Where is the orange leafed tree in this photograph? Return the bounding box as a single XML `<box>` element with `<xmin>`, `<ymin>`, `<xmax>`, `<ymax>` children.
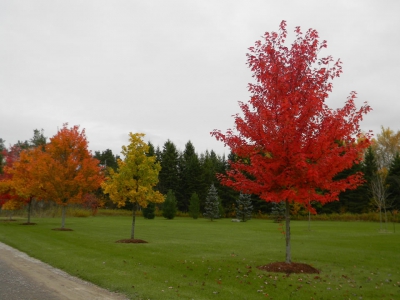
<box><xmin>0</xmin><ymin>145</ymin><xmax>26</xmax><ymax>218</ymax></box>
<box><xmin>36</xmin><ymin>124</ymin><xmax>104</xmax><ymax>229</ymax></box>
<box><xmin>212</xmin><ymin>21</ymin><xmax>371</xmax><ymax>263</ymax></box>
<box><xmin>5</xmin><ymin>147</ymin><xmax>45</xmax><ymax>224</ymax></box>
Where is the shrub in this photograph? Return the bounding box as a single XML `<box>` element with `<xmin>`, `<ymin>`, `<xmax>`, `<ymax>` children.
<box><xmin>162</xmin><ymin>190</ymin><xmax>177</xmax><ymax>220</ymax></box>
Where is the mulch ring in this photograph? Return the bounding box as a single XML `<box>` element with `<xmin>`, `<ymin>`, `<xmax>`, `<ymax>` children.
<box><xmin>257</xmin><ymin>262</ymin><xmax>320</xmax><ymax>275</ymax></box>
<box><xmin>115</xmin><ymin>239</ymin><xmax>148</xmax><ymax>244</ymax></box>
<box><xmin>21</xmin><ymin>222</ymin><xmax>37</xmax><ymax>225</ymax></box>
<box><xmin>52</xmin><ymin>228</ymin><xmax>73</xmax><ymax>231</ymax></box>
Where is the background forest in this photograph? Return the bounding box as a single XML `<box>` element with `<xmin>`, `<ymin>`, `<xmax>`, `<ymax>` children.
<box><xmin>1</xmin><ymin>126</ymin><xmax>400</xmax><ymax>220</ymax></box>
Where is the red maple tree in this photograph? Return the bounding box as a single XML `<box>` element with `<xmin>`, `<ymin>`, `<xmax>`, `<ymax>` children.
<box><xmin>212</xmin><ymin>21</ymin><xmax>371</xmax><ymax>263</ymax></box>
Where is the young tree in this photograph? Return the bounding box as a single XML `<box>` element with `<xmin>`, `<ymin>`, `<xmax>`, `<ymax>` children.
<box><xmin>5</xmin><ymin>147</ymin><xmax>44</xmax><ymax>224</ymax></box>
<box><xmin>371</xmin><ymin>170</ymin><xmax>390</xmax><ymax>231</ymax></box>
<box><xmin>143</xmin><ymin>202</ymin><xmax>156</xmax><ymax>219</ymax></box>
<box><xmin>35</xmin><ymin>124</ymin><xmax>104</xmax><ymax>229</ymax></box>
<box><xmin>373</xmin><ymin>127</ymin><xmax>400</xmax><ymax>170</ymax></box>
<box><xmin>236</xmin><ymin>193</ymin><xmax>253</xmax><ymax>222</ymax></box>
<box><xmin>163</xmin><ymin>189</ymin><xmax>177</xmax><ymax>219</ymax></box>
<box><xmin>102</xmin><ymin>133</ymin><xmax>164</xmax><ymax>240</ymax></box>
<box><xmin>0</xmin><ymin>145</ymin><xmax>25</xmax><ymax>217</ymax></box>
<box><xmin>189</xmin><ymin>192</ymin><xmax>200</xmax><ymax>219</ymax></box>
<box><xmin>212</xmin><ymin>21</ymin><xmax>371</xmax><ymax>263</ymax></box>
<box><xmin>203</xmin><ymin>184</ymin><xmax>220</xmax><ymax>221</ymax></box>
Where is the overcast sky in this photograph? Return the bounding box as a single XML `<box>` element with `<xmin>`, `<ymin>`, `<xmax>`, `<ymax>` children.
<box><xmin>1</xmin><ymin>0</ymin><xmax>399</xmax><ymax>156</ymax></box>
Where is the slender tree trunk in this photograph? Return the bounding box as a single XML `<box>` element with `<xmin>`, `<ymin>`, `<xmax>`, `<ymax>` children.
<box><xmin>308</xmin><ymin>200</ymin><xmax>311</xmax><ymax>231</ymax></box>
<box><xmin>61</xmin><ymin>205</ymin><xmax>66</xmax><ymax>228</ymax></box>
<box><xmin>27</xmin><ymin>197</ymin><xmax>33</xmax><ymax>224</ymax></box>
<box><xmin>131</xmin><ymin>202</ymin><xmax>137</xmax><ymax>240</ymax></box>
<box><xmin>383</xmin><ymin>203</ymin><xmax>388</xmax><ymax>231</ymax></box>
<box><xmin>285</xmin><ymin>199</ymin><xmax>291</xmax><ymax>263</ymax></box>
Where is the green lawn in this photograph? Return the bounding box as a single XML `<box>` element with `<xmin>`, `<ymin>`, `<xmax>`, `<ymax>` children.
<box><xmin>0</xmin><ymin>216</ymin><xmax>399</xmax><ymax>299</ymax></box>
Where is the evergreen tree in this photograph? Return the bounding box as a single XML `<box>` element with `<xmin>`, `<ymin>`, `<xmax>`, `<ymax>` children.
<box><xmin>30</xmin><ymin>129</ymin><xmax>47</xmax><ymax>150</ymax></box>
<box><xmin>163</xmin><ymin>189</ymin><xmax>177</xmax><ymax>219</ymax></box>
<box><xmin>147</xmin><ymin>141</ymin><xmax>156</xmax><ymax>157</ymax></box>
<box><xmin>271</xmin><ymin>201</ymin><xmax>285</xmax><ymax>222</ymax></box>
<box><xmin>143</xmin><ymin>202</ymin><xmax>156</xmax><ymax>219</ymax></box>
<box><xmin>387</xmin><ymin>152</ymin><xmax>400</xmax><ymax>210</ymax></box>
<box><xmin>158</xmin><ymin>140</ymin><xmax>180</xmax><ymax>195</ymax></box>
<box><xmin>189</xmin><ymin>192</ymin><xmax>200</xmax><ymax>219</ymax></box>
<box><xmin>178</xmin><ymin>141</ymin><xmax>202</xmax><ymax>212</ymax></box>
<box><xmin>203</xmin><ymin>184</ymin><xmax>220</xmax><ymax>221</ymax></box>
<box><xmin>335</xmin><ymin>161</ymin><xmax>369</xmax><ymax>213</ymax></box>
<box><xmin>236</xmin><ymin>193</ymin><xmax>253</xmax><ymax>222</ymax></box>
<box><xmin>94</xmin><ymin>149</ymin><xmax>119</xmax><ymax>172</ymax></box>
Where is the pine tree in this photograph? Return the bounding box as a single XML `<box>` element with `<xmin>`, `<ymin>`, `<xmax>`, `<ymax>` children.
<box><xmin>203</xmin><ymin>184</ymin><xmax>220</xmax><ymax>221</ymax></box>
<box><xmin>236</xmin><ymin>193</ymin><xmax>253</xmax><ymax>222</ymax></box>
<box><xmin>143</xmin><ymin>202</ymin><xmax>156</xmax><ymax>219</ymax></box>
<box><xmin>189</xmin><ymin>192</ymin><xmax>200</xmax><ymax>219</ymax></box>
<box><xmin>163</xmin><ymin>190</ymin><xmax>177</xmax><ymax>220</ymax></box>
<box><xmin>158</xmin><ymin>140</ymin><xmax>180</xmax><ymax>195</ymax></box>
<box><xmin>178</xmin><ymin>141</ymin><xmax>202</xmax><ymax>212</ymax></box>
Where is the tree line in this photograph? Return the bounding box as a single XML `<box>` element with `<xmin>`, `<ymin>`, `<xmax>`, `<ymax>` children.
<box><xmin>1</xmin><ymin>126</ymin><xmax>400</xmax><ymax>221</ymax></box>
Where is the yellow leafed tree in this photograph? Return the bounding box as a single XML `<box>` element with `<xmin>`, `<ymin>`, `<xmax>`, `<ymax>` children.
<box><xmin>102</xmin><ymin>133</ymin><xmax>164</xmax><ymax>240</ymax></box>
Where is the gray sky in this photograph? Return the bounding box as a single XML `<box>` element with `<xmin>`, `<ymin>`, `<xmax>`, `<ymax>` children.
<box><xmin>1</xmin><ymin>0</ymin><xmax>399</xmax><ymax>156</ymax></box>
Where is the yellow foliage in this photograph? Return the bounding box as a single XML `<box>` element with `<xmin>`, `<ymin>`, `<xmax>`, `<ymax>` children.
<box><xmin>102</xmin><ymin>133</ymin><xmax>164</xmax><ymax>209</ymax></box>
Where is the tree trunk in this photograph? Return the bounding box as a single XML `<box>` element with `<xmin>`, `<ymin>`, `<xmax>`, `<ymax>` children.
<box><xmin>27</xmin><ymin>198</ymin><xmax>32</xmax><ymax>224</ymax></box>
<box><xmin>285</xmin><ymin>199</ymin><xmax>291</xmax><ymax>263</ymax></box>
<box><xmin>61</xmin><ymin>205</ymin><xmax>66</xmax><ymax>228</ymax></box>
<box><xmin>308</xmin><ymin>200</ymin><xmax>311</xmax><ymax>231</ymax></box>
<box><xmin>131</xmin><ymin>202</ymin><xmax>137</xmax><ymax>240</ymax></box>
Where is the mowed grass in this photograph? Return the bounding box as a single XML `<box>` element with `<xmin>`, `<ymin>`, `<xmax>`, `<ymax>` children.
<box><xmin>0</xmin><ymin>216</ymin><xmax>399</xmax><ymax>300</ymax></box>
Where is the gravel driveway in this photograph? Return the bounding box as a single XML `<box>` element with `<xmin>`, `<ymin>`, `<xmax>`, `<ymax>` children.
<box><xmin>0</xmin><ymin>242</ymin><xmax>129</xmax><ymax>300</ymax></box>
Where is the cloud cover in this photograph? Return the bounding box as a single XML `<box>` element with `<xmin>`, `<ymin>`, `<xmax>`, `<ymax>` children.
<box><xmin>1</xmin><ymin>0</ymin><xmax>399</xmax><ymax>156</ymax></box>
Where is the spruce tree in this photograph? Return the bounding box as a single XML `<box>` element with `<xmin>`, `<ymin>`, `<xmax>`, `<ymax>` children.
<box><xmin>178</xmin><ymin>141</ymin><xmax>202</xmax><ymax>212</ymax></box>
<box><xmin>163</xmin><ymin>190</ymin><xmax>177</xmax><ymax>219</ymax></box>
<box><xmin>143</xmin><ymin>202</ymin><xmax>156</xmax><ymax>219</ymax></box>
<box><xmin>189</xmin><ymin>192</ymin><xmax>200</xmax><ymax>219</ymax></box>
<box><xmin>203</xmin><ymin>184</ymin><xmax>220</xmax><ymax>221</ymax></box>
<box><xmin>271</xmin><ymin>201</ymin><xmax>285</xmax><ymax>223</ymax></box>
<box><xmin>158</xmin><ymin>140</ymin><xmax>180</xmax><ymax>195</ymax></box>
<box><xmin>236</xmin><ymin>193</ymin><xmax>253</xmax><ymax>222</ymax></box>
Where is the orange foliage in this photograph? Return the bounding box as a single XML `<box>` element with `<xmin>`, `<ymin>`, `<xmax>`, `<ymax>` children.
<box><xmin>33</xmin><ymin>124</ymin><xmax>104</xmax><ymax>206</ymax></box>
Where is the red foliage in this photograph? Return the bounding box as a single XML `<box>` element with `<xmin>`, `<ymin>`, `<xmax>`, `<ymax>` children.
<box><xmin>0</xmin><ymin>145</ymin><xmax>26</xmax><ymax>209</ymax></box>
<box><xmin>212</xmin><ymin>21</ymin><xmax>371</xmax><ymax>209</ymax></box>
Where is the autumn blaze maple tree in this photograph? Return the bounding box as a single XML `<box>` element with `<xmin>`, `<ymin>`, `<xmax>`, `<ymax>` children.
<box><xmin>102</xmin><ymin>133</ymin><xmax>164</xmax><ymax>241</ymax></box>
<box><xmin>212</xmin><ymin>21</ymin><xmax>371</xmax><ymax>263</ymax></box>
<box><xmin>4</xmin><ymin>147</ymin><xmax>44</xmax><ymax>223</ymax></box>
<box><xmin>35</xmin><ymin>124</ymin><xmax>103</xmax><ymax>229</ymax></box>
<box><xmin>0</xmin><ymin>145</ymin><xmax>27</xmax><ymax>216</ymax></box>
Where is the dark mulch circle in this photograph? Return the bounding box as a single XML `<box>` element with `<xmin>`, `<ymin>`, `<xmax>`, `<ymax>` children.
<box><xmin>52</xmin><ymin>228</ymin><xmax>73</xmax><ymax>231</ymax></box>
<box><xmin>21</xmin><ymin>222</ymin><xmax>37</xmax><ymax>225</ymax></box>
<box><xmin>257</xmin><ymin>262</ymin><xmax>320</xmax><ymax>274</ymax></box>
<box><xmin>115</xmin><ymin>239</ymin><xmax>148</xmax><ymax>244</ymax></box>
